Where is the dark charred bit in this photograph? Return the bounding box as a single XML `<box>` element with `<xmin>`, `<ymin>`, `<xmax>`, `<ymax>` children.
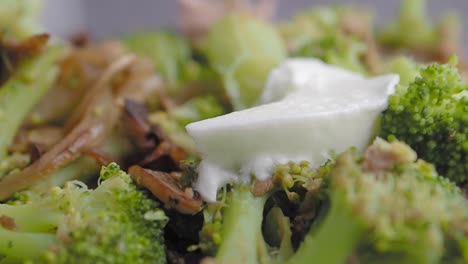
<box><xmin>123</xmin><ymin>99</ymin><xmax>152</xmax><ymax>149</ymax></box>
<box><xmin>29</xmin><ymin>144</ymin><xmax>42</xmax><ymax>164</ymax></box>
<box><xmin>0</xmin><ymin>215</ymin><xmax>16</xmax><ymax>231</ymax></box>
<box><xmin>123</xmin><ymin>99</ymin><xmax>187</xmax><ymax>172</ymax></box>
<box><xmin>0</xmin><ymin>34</ymin><xmax>49</xmax><ymax>86</ymax></box>
<box><xmin>139</xmin><ymin>141</ymin><xmax>186</xmax><ymax>172</ymax></box>
<box><xmin>128</xmin><ymin>165</ymin><xmax>203</xmax><ymax>215</ymax></box>
<box><xmin>69</xmin><ymin>31</ymin><xmax>91</xmax><ymax>47</ymax></box>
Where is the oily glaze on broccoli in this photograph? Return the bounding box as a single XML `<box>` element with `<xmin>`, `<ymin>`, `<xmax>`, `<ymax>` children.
<box><xmin>380</xmin><ymin>58</ymin><xmax>468</xmax><ymax>185</ymax></box>
<box><xmin>289</xmin><ymin>139</ymin><xmax>468</xmax><ymax>264</ymax></box>
<box><xmin>0</xmin><ymin>163</ymin><xmax>168</xmax><ymax>264</ymax></box>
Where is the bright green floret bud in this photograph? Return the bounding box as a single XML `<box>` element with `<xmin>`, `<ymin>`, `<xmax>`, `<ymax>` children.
<box><xmin>289</xmin><ymin>138</ymin><xmax>467</xmax><ymax>264</ymax></box>
<box><xmin>380</xmin><ymin>58</ymin><xmax>468</xmax><ymax>185</ymax></box>
<box><xmin>0</xmin><ymin>163</ymin><xmax>168</xmax><ymax>264</ymax></box>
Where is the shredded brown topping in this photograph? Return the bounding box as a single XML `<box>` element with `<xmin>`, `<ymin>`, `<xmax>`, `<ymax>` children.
<box><xmin>0</xmin><ymin>34</ymin><xmax>49</xmax><ymax>86</ymax></box>
<box><xmin>129</xmin><ymin>165</ymin><xmax>203</xmax><ymax>215</ymax></box>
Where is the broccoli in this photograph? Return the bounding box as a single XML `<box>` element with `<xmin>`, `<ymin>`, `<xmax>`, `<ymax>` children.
<box><xmin>196</xmin><ymin>161</ymin><xmax>329</xmax><ymax>263</ymax></box>
<box><xmin>123</xmin><ymin>31</ymin><xmax>194</xmax><ymax>87</ymax></box>
<box><xmin>170</xmin><ymin>95</ymin><xmax>225</xmax><ymax>127</ymax></box>
<box><xmin>0</xmin><ymin>163</ymin><xmax>168</xmax><ymax>264</ymax></box>
<box><xmin>379</xmin><ymin>0</ymin><xmax>437</xmax><ymax>50</ymax></box>
<box><xmin>0</xmin><ymin>45</ymin><xmax>64</xmax><ymax>158</ymax></box>
<box><xmin>205</xmin><ymin>14</ymin><xmax>287</xmax><ymax>109</ymax></box>
<box><xmin>380</xmin><ymin>58</ymin><xmax>468</xmax><ymax>185</ymax></box>
<box><xmin>0</xmin><ymin>0</ymin><xmax>43</xmax><ymax>40</ymax></box>
<box><xmin>280</xmin><ymin>6</ymin><xmax>370</xmax><ymax>74</ymax></box>
<box><xmin>288</xmin><ymin>138</ymin><xmax>468</xmax><ymax>264</ymax></box>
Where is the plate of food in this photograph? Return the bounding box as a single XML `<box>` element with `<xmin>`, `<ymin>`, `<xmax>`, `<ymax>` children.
<box><xmin>0</xmin><ymin>0</ymin><xmax>466</xmax><ymax>263</ymax></box>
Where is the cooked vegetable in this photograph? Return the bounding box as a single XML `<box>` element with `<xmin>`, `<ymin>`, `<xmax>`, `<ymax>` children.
<box><xmin>0</xmin><ymin>0</ymin><xmax>43</xmax><ymax>39</ymax></box>
<box><xmin>0</xmin><ymin>55</ymin><xmax>135</xmax><ymax>200</ymax></box>
<box><xmin>170</xmin><ymin>95</ymin><xmax>225</xmax><ymax>126</ymax></box>
<box><xmin>123</xmin><ymin>32</ymin><xmax>193</xmax><ymax>86</ymax></box>
<box><xmin>197</xmin><ymin>160</ymin><xmax>329</xmax><ymax>263</ymax></box>
<box><xmin>280</xmin><ymin>6</ymin><xmax>372</xmax><ymax>74</ymax></box>
<box><xmin>205</xmin><ymin>13</ymin><xmax>287</xmax><ymax>109</ymax></box>
<box><xmin>289</xmin><ymin>139</ymin><xmax>468</xmax><ymax>264</ymax></box>
<box><xmin>0</xmin><ymin>163</ymin><xmax>168</xmax><ymax>263</ymax></box>
<box><xmin>380</xmin><ymin>0</ymin><xmax>436</xmax><ymax>50</ymax></box>
<box><xmin>380</xmin><ymin>58</ymin><xmax>468</xmax><ymax>185</ymax></box>
<box><xmin>0</xmin><ymin>45</ymin><xmax>64</xmax><ymax>159</ymax></box>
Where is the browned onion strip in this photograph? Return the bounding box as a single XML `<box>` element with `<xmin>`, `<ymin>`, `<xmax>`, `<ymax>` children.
<box><xmin>65</xmin><ymin>54</ymin><xmax>136</xmax><ymax>131</ymax></box>
<box><xmin>0</xmin><ymin>55</ymin><xmax>136</xmax><ymax>200</ymax></box>
<box><xmin>129</xmin><ymin>165</ymin><xmax>203</xmax><ymax>215</ymax></box>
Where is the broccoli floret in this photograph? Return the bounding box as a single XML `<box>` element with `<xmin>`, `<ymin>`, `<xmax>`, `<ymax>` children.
<box><xmin>170</xmin><ymin>95</ymin><xmax>225</xmax><ymax>127</ymax></box>
<box><xmin>379</xmin><ymin>0</ymin><xmax>437</xmax><ymax>49</ymax></box>
<box><xmin>280</xmin><ymin>6</ymin><xmax>370</xmax><ymax>74</ymax></box>
<box><xmin>196</xmin><ymin>160</ymin><xmax>330</xmax><ymax>263</ymax></box>
<box><xmin>288</xmin><ymin>139</ymin><xmax>468</xmax><ymax>264</ymax></box>
<box><xmin>205</xmin><ymin>14</ymin><xmax>287</xmax><ymax>109</ymax></box>
<box><xmin>123</xmin><ymin>32</ymin><xmax>192</xmax><ymax>86</ymax></box>
<box><xmin>0</xmin><ymin>163</ymin><xmax>168</xmax><ymax>264</ymax></box>
<box><xmin>380</xmin><ymin>58</ymin><xmax>468</xmax><ymax>185</ymax></box>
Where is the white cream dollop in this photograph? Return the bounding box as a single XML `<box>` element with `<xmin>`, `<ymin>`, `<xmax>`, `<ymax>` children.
<box><xmin>187</xmin><ymin>58</ymin><xmax>399</xmax><ymax>202</ymax></box>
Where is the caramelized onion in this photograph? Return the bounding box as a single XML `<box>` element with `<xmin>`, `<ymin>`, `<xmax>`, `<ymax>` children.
<box><xmin>0</xmin><ymin>34</ymin><xmax>49</xmax><ymax>86</ymax></box>
<box><xmin>0</xmin><ymin>55</ymin><xmax>136</xmax><ymax>200</ymax></box>
<box><xmin>129</xmin><ymin>165</ymin><xmax>203</xmax><ymax>215</ymax></box>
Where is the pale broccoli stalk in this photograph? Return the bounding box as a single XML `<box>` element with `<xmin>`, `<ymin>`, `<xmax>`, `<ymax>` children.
<box><xmin>380</xmin><ymin>58</ymin><xmax>468</xmax><ymax>185</ymax></box>
<box><xmin>198</xmin><ymin>161</ymin><xmax>329</xmax><ymax>263</ymax></box>
<box><xmin>0</xmin><ymin>46</ymin><xmax>64</xmax><ymax>158</ymax></box>
<box><xmin>288</xmin><ymin>139</ymin><xmax>468</xmax><ymax>264</ymax></box>
<box><xmin>205</xmin><ymin>14</ymin><xmax>287</xmax><ymax>109</ymax></box>
<box><xmin>214</xmin><ymin>186</ymin><xmax>268</xmax><ymax>263</ymax></box>
<box><xmin>0</xmin><ymin>163</ymin><xmax>168</xmax><ymax>263</ymax></box>
<box><xmin>170</xmin><ymin>95</ymin><xmax>225</xmax><ymax>126</ymax></box>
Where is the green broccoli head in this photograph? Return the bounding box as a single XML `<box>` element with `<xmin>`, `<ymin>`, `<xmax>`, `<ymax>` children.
<box><xmin>280</xmin><ymin>6</ymin><xmax>370</xmax><ymax>74</ymax></box>
<box><xmin>289</xmin><ymin>138</ymin><xmax>468</xmax><ymax>264</ymax></box>
<box><xmin>196</xmin><ymin>159</ymin><xmax>331</xmax><ymax>264</ymax></box>
<box><xmin>171</xmin><ymin>95</ymin><xmax>225</xmax><ymax>127</ymax></box>
<box><xmin>380</xmin><ymin>58</ymin><xmax>468</xmax><ymax>185</ymax></box>
<box><xmin>0</xmin><ymin>163</ymin><xmax>168</xmax><ymax>264</ymax></box>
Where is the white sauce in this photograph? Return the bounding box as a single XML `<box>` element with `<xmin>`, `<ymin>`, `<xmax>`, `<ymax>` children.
<box><xmin>187</xmin><ymin>58</ymin><xmax>399</xmax><ymax>202</ymax></box>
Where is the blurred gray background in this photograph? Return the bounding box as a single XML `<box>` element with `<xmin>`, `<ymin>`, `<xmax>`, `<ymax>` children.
<box><xmin>42</xmin><ymin>0</ymin><xmax>467</xmax><ymax>47</ymax></box>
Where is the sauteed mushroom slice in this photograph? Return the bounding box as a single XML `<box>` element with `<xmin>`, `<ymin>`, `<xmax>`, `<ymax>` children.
<box><xmin>129</xmin><ymin>165</ymin><xmax>203</xmax><ymax>215</ymax></box>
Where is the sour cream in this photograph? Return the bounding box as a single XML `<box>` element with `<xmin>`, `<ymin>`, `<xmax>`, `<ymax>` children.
<box><xmin>187</xmin><ymin>58</ymin><xmax>399</xmax><ymax>202</ymax></box>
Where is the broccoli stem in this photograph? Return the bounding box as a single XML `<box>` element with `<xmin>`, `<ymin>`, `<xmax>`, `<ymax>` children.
<box><xmin>215</xmin><ymin>186</ymin><xmax>268</xmax><ymax>263</ymax></box>
<box><xmin>0</xmin><ymin>46</ymin><xmax>64</xmax><ymax>158</ymax></box>
<box><xmin>0</xmin><ymin>203</ymin><xmax>63</xmax><ymax>232</ymax></box>
<box><xmin>287</xmin><ymin>193</ymin><xmax>365</xmax><ymax>264</ymax></box>
<box><xmin>0</xmin><ymin>228</ymin><xmax>55</xmax><ymax>260</ymax></box>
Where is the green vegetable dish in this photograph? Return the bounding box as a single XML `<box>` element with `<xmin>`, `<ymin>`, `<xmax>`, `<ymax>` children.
<box><xmin>0</xmin><ymin>0</ymin><xmax>467</xmax><ymax>263</ymax></box>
